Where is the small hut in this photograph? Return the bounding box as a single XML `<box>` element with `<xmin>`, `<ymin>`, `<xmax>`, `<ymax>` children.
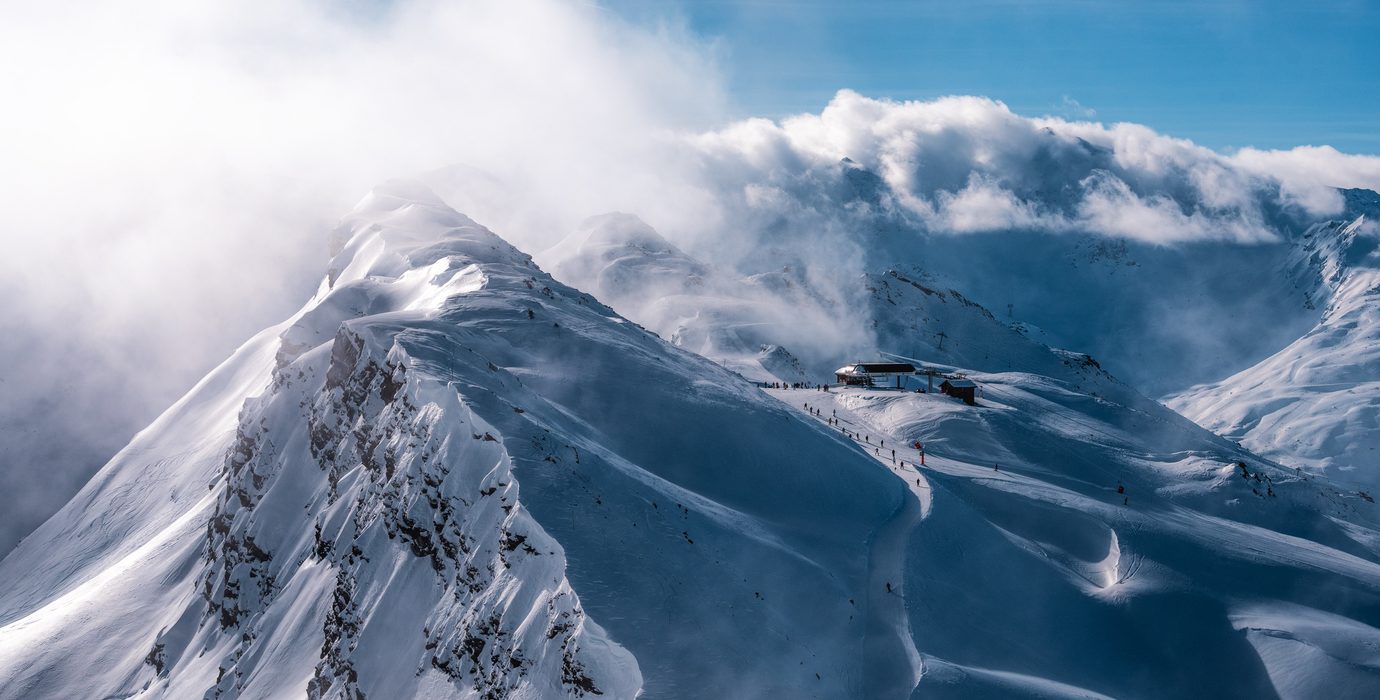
<box><xmin>939</xmin><ymin>378</ymin><xmax>977</xmax><ymax>405</ymax></box>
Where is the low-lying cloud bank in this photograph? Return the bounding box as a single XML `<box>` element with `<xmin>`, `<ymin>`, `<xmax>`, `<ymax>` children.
<box><xmin>677</xmin><ymin>90</ymin><xmax>1380</xmax><ymax>253</ymax></box>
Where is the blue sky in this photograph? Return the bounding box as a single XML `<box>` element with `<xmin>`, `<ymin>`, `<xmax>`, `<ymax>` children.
<box><xmin>608</xmin><ymin>0</ymin><xmax>1380</xmax><ymax>154</ymax></box>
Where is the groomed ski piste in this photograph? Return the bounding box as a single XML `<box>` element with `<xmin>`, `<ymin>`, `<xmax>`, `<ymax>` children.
<box><xmin>1</xmin><ymin>181</ymin><xmax>1379</xmax><ymax>699</ymax></box>
<box><xmin>767</xmin><ymin>370</ymin><xmax>1380</xmax><ymax>699</ymax></box>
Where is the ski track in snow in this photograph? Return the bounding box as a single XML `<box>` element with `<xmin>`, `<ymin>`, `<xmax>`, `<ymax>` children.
<box><xmin>767</xmin><ymin>381</ymin><xmax>1380</xmax><ymax>699</ymax></box>
<box><xmin>768</xmin><ymin>387</ymin><xmax>930</xmax><ymax>697</ymax></box>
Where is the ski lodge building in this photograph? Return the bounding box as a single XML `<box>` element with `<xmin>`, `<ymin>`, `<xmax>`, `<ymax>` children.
<box><xmin>834</xmin><ymin>362</ymin><xmax>916</xmax><ymax>388</ymax></box>
<box><xmin>940</xmin><ymin>378</ymin><xmax>978</xmax><ymax>405</ymax></box>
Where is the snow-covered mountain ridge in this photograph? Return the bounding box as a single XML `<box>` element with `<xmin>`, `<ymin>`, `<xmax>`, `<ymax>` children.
<box><xmin>1170</xmin><ymin>189</ymin><xmax>1380</xmax><ymax>489</ymax></box>
<box><xmin>543</xmin><ymin>212</ymin><xmax>1122</xmax><ymax>392</ymax></box>
<box><xmin>0</xmin><ymin>182</ymin><xmax>912</xmax><ymax>698</ymax></box>
<box><xmin>4</xmin><ymin>181</ymin><xmax>1380</xmax><ymax>699</ymax></box>
<box><xmin>544</xmin><ymin>202</ymin><xmax>1380</xmax><ymax>693</ymax></box>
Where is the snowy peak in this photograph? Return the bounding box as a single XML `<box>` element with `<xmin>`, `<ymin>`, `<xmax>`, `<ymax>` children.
<box><xmin>867</xmin><ymin>268</ymin><xmax>1047</xmax><ymax>371</ymax></box>
<box><xmin>543</xmin><ymin>213</ymin><xmax>854</xmax><ymax>381</ymax></box>
<box><xmin>560</xmin><ymin>211</ymin><xmax>683</xmax><ymax>255</ymax></box>
<box><xmin>544</xmin><ymin>211</ymin><xmax>1135</xmax><ymax>395</ymax></box>
<box><xmin>1170</xmin><ymin>188</ymin><xmax>1380</xmax><ymax>487</ymax></box>
<box><xmin>0</xmin><ymin>184</ymin><xmax>914</xmax><ymax>699</ymax></box>
<box><xmin>327</xmin><ymin>179</ymin><xmax>537</xmax><ymax>288</ymax></box>
<box><xmin>1343</xmin><ymin>187</ymin><xmax>1380</xmax><ymax>219</ymax></box>
<box><xmin>837</xmin><ymin>157</ymin><xmax>888</xmax><ymax>206</ymax></box>
<box><xmin>281</xmin><ymin>181</ymin><xmax>608</xmax><ymax>371</ymax></box>
<box><xmin>543</xmin><ymin>212</ymin><xmax>709</xmax><ymax>305</ymax></box>
<box><xmin>1292</xmin><ymin>196</ymin><xmax>1379</xmax><ymax>309</ymax></box>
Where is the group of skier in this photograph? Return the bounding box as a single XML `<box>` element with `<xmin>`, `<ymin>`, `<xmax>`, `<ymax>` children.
<box><xmin>763</xmin><ymin>381</ymin><xmax>822</xmax><ymax>390</ymax></box>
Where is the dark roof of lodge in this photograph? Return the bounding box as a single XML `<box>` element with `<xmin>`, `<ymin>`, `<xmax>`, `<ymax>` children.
<box><xmin>852</xmin><ymin>362</ymin><xmax>916</xmax><ymax>374</ymax></box>
<box><xmin>942</xmin><ymin>378</ymin><xmax>977</xmax><ymax>388</ymax></box>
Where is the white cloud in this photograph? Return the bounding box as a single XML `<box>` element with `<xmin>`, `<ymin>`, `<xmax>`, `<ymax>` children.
<box><xmin>0</xmin><ymin>0</ymin><xmax>728</xmax><ymax>553</ymax></box>
<box><xmin>0</xmin><ymin>0</ymin><xmax>728</xmax><ymax>374</ymax></box>
<box><xmin>1230</xmin><ymin>145</ymin><xmax>1380</xmax><ymax>217</ymax></box>
<box><xmin>1074</xmin><ymin>170</ymin><xmax>1275</xmax><ymax>244</ymax></box>
<box><xmin>934</xmin><ymin>174</ymin><xmax>1051</xmax><ymax>233</ymax></box>
<box><xmin>1059</xmin><ymin>95</ymin><xmax>1097</xmax><ymax>118</ymax></box>
<box><xmin>675</xmin><ymin>90</ymin><xmax>1380</xmax><ymax>247</ymax></box>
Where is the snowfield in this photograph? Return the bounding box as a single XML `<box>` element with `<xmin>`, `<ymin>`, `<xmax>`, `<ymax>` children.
<box><xmin>1171</xmin><ymin>190</ymin><xmax>1380</xmax><ymax>490</ymax></box>
<box><xmin>2</xmin><ymin>181</ymin><xmax>1380</xmax><ymax>698</ymax></box>
<box><xmin>771</xmin><ymin>372</ymin><xmax>1380</xmax><ymax>698</ymax></box>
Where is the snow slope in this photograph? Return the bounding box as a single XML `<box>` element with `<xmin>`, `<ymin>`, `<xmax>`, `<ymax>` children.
<box><xmin>542</xmin><ymin>202</ymin><xmax>1380</xmax><ymax>697</ymax></box>
<box><xmin>544</xmin><ymin>214</ymin><xmax>1116</xmax><ymax>389</ymax></box>
<box><xmin>1170</xmin><ymin>189</ymin><xmax>1380</xmax><ymax>489</ymax></box>
<box><xmin>543</xmin><ymin>212</ymin><xmax>860</xmax><ymax>382</ymax></box>
<box><xmin>5</xmin><ymin>180</ymin><xmax>1380</xmax><ymax>699</ymax></box>
<box><xmin>772</xmin><ymin>371</ymin><xmax>1380</xmax><ymax>699</ymax></box>
<box><xmin>0</xmin><ymin>182</ymin><xmax>911</xmax><ymax>699</ymax></box>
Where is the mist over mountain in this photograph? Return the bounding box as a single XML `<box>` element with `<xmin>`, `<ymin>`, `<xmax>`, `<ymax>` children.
<box><xmin>1170</xmin><ymin>189</ymin><xmax>1380</xmax><ymax>489</ymax></box>
<box><xmin>647</xmin><ymin>91</ymin><xmax>1379</xmax><ymax>396</ymax></box>
<box><xmin>5</xmin><ymin>0</ymin><xmax>1380</xmax><ymax>558</ymax></box>
<box><xmin>5</xmin><ymin>2</ymin><xmax>1380</xmax><ymax>697</ymax></box>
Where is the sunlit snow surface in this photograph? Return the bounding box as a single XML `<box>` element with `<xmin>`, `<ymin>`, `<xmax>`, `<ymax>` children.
<box><xmin>2</xmin><ymin>182</ymin><xmax>1379</xmax><ymax>699</ymax></box>
<box><xmin>1171</xmin><ymin>190</ymin><xmax>1380</xmax><ymax>491</ymax></box>
<box><xmin>773</xmin><ymin>375</ymin><xmax>1380</xmax><ymax>698</ymax></box>
<box><xmin>0</xmin><ymin>182</ymin><xmax>906</xmax><ymax>698</ymax></box>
